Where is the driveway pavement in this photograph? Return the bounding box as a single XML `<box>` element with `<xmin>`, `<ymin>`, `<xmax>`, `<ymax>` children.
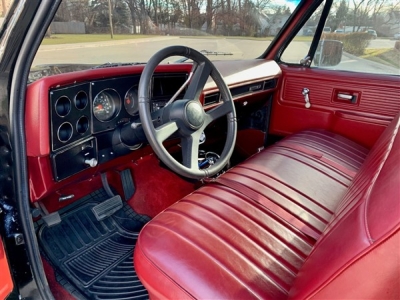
<box><xmin>33</xmin><ymin>37</ymin><xmax>399</xmax><ymax>75</ymax></box>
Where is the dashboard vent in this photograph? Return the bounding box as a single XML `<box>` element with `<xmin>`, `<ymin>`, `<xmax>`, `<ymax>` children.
<box><xmin>263</xmin><ymin>79</ymin><xmax>277</xmax><ymax>90</ymax></box>
<box><xmin>203</xmin><ymin>79</ymin><xmax>276</xmax><ymax>106</ymax></box>
<box><xmin>204</xmin><ymin>93</ymin><xmax>220</xmax><ymax>106</ymax></box>
<box><xmin>230</xmin><ymin>79</ymin><xmax>277</xmax><ymax>98</ymax></box>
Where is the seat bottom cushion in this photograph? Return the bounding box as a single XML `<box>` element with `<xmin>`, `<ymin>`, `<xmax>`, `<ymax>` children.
<box><xmin>134</xmin><ymin>129</ymin><xmax>370</xmax><ymax>299</ymax></box>
<box><xmin>135</xmin><ymin>184</ymin><xmax>315</xmax><ymax>300</ymax></box>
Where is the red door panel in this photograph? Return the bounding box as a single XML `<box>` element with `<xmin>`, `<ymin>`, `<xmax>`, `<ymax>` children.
<box><xmin>0</xmin><ymin>237</ymin><xmax>13</xmax><ymax>299</ymax></box>
<box><xmin>270</xmin><ymin>66</ymin><xmax>400</xmax><ymax>148</ymax></box>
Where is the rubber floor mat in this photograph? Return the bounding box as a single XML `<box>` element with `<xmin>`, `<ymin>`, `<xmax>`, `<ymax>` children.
<box><xmin>38</xmin><ymin>189</ymin><xmax>150</xmax><ymax>299</ymax></box>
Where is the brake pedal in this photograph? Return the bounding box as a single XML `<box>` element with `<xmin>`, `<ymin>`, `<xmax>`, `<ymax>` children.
<box><xmin>92</xmin><ymin>195</ymin><xmax>123</xmax><ymax>221</ymax></box>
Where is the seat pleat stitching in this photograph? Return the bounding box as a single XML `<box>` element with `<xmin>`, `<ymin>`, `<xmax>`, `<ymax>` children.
<box><xmin>335</xmin><ymin>156</ymin><xmax>381</xmax><ymax>215</ymax></box>
<box><xmin>196</xmin><ymin>186</ymin><xmax>315</xmax><ymax>252</ymax></box>
<box><xmin>278</xmin><ymin>138</ymin><xmax>364</xmax><ymax>169</ymax></box>
<box><xmin>295</xmin><ymin>131</ymin><xmax>368</xmax><ymax>157</ymax></box>
<box><xmin>335</xmin><ymin>183</ymin><xmax>365</xmax><ymax>219</ymax></box>
<box><xmin>296</xmin><ymin>130</ymin><xmax>369</xmax><ymax>158</ymax></box>
<box><xmin>147</xmin><ymin>222</ymin><xmax>267</xmax><ymax>299</ymax></box>
<box><xmin>152</xmin><ymin>212</ymin><xmax>290</xmax><ymax>297</ymax></box>
<box><xmin>263</xmin><ymin>149</ymin><xmax>352</xmax><ymax>185</ymax></box>
<box><xmin>227</xmin><ymin>169</ymin><xmax>331</xmax><ymax>224</ymax></box>
<box><xmin>163</xmin><ymin>208</ymin><xmax>293</xmax><ymax>293</ymax></box>
<box><xmin>329</xmin><ymin>137</ymin><xmax>393</xmax><ymax>226</ymax></box>
<box><xmin>235</xmin><ymin>165</ymin><xmax>335</xmax><ymax>215</ymax></box>
<box><xmin>196</xmin><ymin>186</ymin><xmax>315</xmax><ymax>253</ymax></box>
<box><xmin>336</xmin><ymin>134</ymin><xmax>396</xmax><ymax>221</ymax></box>
<box><xmin>285</xmin><ymin>134</ymin><xmax>365</xmax><ymax>162</ymax></box>
<box><xmin>364</xmin><ymin>126</ymin><xmax>399</xmax><ymax>244</ymax></box>
<box><xmin>211</xmin><ymin>178</ymin><xmax>324</xmax><ymax>238</ymax></box>
<box><xmin>179</xmin><ymin>198</ymin><xmax>304</xmax><ymax>274</ymax></box>
<box><xmin>305</xmin><ymin>196</ymin><xmax>369</xmax><ymax>261</ymax></box>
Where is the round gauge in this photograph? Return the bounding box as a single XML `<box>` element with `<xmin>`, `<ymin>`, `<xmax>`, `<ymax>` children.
<box><xmin>124</xmin><ymin>86</ymin><xmax>139</xmax><ymax>116</ymax></box>
<box><xmin>93</xmin><ymin>89</ymin><xmax>120</xmax><ymax>122</ymax></box>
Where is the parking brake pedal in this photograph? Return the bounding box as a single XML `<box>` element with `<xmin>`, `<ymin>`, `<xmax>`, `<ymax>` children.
<box><xmin>92</xmin><ymin>195</ymin><xmax>123</xmax><ymax>221</ymax></box>
<box><xmin>42</xmin><ymin>212</ymin><xmax>62</xmax><ymax>227</ymax></box>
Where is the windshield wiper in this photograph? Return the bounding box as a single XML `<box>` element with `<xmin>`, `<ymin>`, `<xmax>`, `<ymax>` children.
<box><xmin>199</xmin><ymin>49</ymin><xmax>233</xmax><ymax>56</ymax></box>
<box><xmin>92</xmin><ymin>62</ymin><xmax>146</xmax><ymax>69</ymax></box>
<box><xmin>175</xmin><ymin>49</ymin><xmax>233</xmax><ymax>63</ymax></box>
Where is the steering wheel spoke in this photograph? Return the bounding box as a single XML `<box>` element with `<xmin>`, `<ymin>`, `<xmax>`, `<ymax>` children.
<box><xmin>204</xmin><ymin>101</ymin><xmax>235</xmax><ymax>127</ymax></box>
<box><xmin>180</xmin><ymin>132</ymin><xmax>201</xmax><ymax>170</ymax></box>
<box><xmin>183</xmin><ymin>61</ymin><xmax>212</xmax><ymax>101</ymax></box>
<box><xmin>155</xmin><ymin>120</ymin><xmax>179</xmax><ymax>143</ymax></box>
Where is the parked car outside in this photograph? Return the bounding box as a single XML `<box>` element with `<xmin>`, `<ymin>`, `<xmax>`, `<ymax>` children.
<box><xmin>365</xmin><ymin>29</ymin><xmax>377</xmax><ymax>39</ymax></box>
<box><xmin>334</xmin><ymin>28</ymin><xmax>345</xmax><ymax>33</ymax></box>
<box><xmin>323</xmin><ymin>26</ymin><xmax>331</xmax><ymax>33</ymax></box>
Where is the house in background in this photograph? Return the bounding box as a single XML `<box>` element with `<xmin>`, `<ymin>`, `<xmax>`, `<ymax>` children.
<box><xmin>0</xmin><ymin>0</ymin><xmax>12</xmax><ymax>17</ymax></box>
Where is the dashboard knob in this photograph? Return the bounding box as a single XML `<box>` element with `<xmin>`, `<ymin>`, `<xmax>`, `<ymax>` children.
<box><xmin>84</xmin><ymin>158</ymin><xmax>98</xmax><ymax>168</ymax></box>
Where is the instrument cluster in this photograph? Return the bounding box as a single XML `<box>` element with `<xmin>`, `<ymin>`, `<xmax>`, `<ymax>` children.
<box><xmin>50</xmin><ymin>73</ymin><xmax>187</xmax><ymax>152</ymax></box>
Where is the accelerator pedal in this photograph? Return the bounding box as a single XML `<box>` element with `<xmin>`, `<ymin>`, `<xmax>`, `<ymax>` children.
<box><xmin>92</xmin><ymin>195</ymin><xmax>123</xmax><ymax>221</ymax></box>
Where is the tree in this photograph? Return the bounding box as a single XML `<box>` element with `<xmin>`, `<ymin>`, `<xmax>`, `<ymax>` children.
<box><xmin>332</xmin><ymin>0</ymin><xmax>348</xmax><ymax>31</ymax></box>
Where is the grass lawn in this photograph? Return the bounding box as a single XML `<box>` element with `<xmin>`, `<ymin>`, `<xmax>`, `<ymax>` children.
<box><xmin>41</xmin><ymin>34</ymin><xmax>157</xmax><ymax>45</ymax></box>
<box><xmin>178</xmin><ymin>35</ymin><xmax>312</xmax><ymax>42</ymax></box>
<box><xmin>361</xmin><ymin>48</ymin><xmax>400</xmax><ymax>69</ymax></box>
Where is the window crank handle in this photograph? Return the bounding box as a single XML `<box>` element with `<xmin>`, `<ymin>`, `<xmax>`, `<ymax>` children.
<box><xmin>302</xmin><ymin>88</ymin><xmax>311</xmax><ymax>109</ymax></box>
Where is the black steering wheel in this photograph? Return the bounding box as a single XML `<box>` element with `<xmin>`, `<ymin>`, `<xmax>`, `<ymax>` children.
<box><xmin>138</xmin><ymin>46</ymin><xmax>237</xmax><ymax>179</ymax></box>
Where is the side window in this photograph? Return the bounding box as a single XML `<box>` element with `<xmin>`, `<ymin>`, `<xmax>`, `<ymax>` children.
<box><xmin>282</xmin><ymin>0</ymin><xmax>400</xmax><ymax>76</ymax></box>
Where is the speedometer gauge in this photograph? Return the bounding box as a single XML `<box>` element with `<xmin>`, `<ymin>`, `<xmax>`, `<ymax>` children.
<box><xmin>93</xmin><ymin>89</ymin><xmax>120</xmax><ymax>122</ymax></box>
<box><xmin>124</xmin><ymin>86</ymin><xmax>139</xmax><ymax>116</ymax></box>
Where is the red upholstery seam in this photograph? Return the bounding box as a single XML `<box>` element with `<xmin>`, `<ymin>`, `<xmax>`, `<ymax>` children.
<box><xmin>258</xmin><ymin>149</ymin><xmax>352</xmax><ymax>186</ymax></box>
<box><xmin>195</xmin><ymin>186</ymin><xmax>315</xmax><ymax>251</ymax></box>
<box><xmin>148</xmin><ymin>221</ymin><xmax>268</xmax><ymax>298</ymax></box>
<box><xmin>175</xmin><ymin>199</ymin><xmax>300</xmax><ymax>276</ymax></box>
<box><xmin>227</xmin><ymin>169</ymin><xmax>330</xmax><ymax>224</ymax></box>
<box><xmin>277</xmin><ymin>141</ymin><xmax>357</xmax><ymax>177</ymax></box>
<box><xmin>287</xmin><ymin>130</ymin><xmax>368</xmax><ymax>160</ymax></box>
<box><xmin>234</xmin><ymin>164</ymin><xmax>335</xmax><ymax>214</ymax></box>
<box><xmin>364</xmin><ymin>120</ymin><xmax>399</xmax><ymax>243</ymax></box>
<box><xmin>216</xmin><ymin>177</ymin><xmax>321</xmax><ymax>240</ymax></box>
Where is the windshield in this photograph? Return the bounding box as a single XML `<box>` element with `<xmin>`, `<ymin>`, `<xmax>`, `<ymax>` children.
<box><xmin>29</xmin><ymin>0</ymin><xmax>300</xmax><ymax>72</ymax></box>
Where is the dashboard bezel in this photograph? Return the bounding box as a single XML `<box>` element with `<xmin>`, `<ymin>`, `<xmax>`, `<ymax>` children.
<box><xmin>26</xmin><ymin>60</ymin><xmax>281</xmax><ymax>201</ymax></box>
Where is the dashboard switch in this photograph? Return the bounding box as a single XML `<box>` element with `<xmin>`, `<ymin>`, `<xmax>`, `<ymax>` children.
<box><xmin>84</xmin><ymin>158</ymin><xmax>98</xmax><ymax>168</ymax></box>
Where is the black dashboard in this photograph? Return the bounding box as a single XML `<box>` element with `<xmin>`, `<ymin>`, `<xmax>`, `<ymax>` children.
<box><xmin>49</xmin><ymin>73</ymin><xmax>188</xmax><ymax>180</ymax></box>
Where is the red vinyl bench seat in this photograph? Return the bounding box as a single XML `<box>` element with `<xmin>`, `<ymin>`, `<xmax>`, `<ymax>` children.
<box><xmin>134</xmin><ymin>115</ymin><xmax>400</xmax><ymax>299</ymax></box>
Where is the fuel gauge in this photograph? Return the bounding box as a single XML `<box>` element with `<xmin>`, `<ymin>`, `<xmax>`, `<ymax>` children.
<box><xmin>124</xmin><ymin>86</ymin><xmax>139</xmax><ymax>116</ymax></box>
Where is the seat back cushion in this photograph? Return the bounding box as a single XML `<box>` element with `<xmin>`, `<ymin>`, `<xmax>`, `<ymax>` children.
<box><xmin>288</xmin><ymin>114</ymin><xmax>400</xmax><ymax>299</ymax></box>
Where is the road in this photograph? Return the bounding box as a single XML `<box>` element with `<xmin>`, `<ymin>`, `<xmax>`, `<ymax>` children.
<box><xmin>33</xmin><ymin>36</ymin><xmax>399</xmax><ymax>75</ymax></box>
<box><xmin>368</xmin><ymin>38</ymin><xmax>397</xmax><ymax>49</ymax></box>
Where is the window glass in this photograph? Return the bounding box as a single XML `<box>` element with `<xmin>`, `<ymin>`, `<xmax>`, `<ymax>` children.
<box><xmin>282</xmin><ymin>0</ymin><xmax>400</xmax><ymax>76</ymax></box>
<box><xmin>31</xmin><ymin>0</ymin><xmax>301</xmax><ymax>81</ymax></box>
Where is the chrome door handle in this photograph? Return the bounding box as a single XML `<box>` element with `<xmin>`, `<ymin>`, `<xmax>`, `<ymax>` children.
<box><xmin>337</xmin><ymin>93</ymin><xmax>357</xmax><ymax>103</ymax></box>
<box><xmin>337</xmin><ymin>93</ymin><xmax>353</xmax><ymax>100</ymax></box>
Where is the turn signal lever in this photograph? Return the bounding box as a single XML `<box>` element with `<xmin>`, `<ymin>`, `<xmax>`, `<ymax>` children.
<box><xmin>112</xmin><ymin>109</ymin><xmax>166</xmax><ymax>155</ymax></box>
